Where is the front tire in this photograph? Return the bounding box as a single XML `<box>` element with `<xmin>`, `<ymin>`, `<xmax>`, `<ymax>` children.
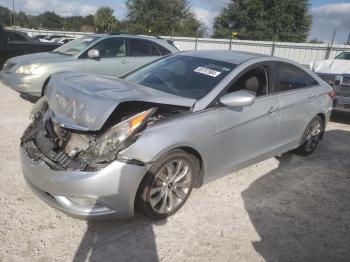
<box><xmin>136</xmin><ymin>149</ymin><xmax>199</xmax><ymax>220</ymax></box>
<box><xmin>294</xmin><ymin>116</ymin><xmax>324</xmax><ymax>156</ymax></box>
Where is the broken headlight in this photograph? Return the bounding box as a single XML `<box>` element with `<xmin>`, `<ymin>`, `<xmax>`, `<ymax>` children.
<box><xmin>95</xmin><ymin>108</ymin><xmax>155</xmax><ymax>157</ymax></box>
<box><xmin>30</xmin><ymin>96</ymin><xmax>48</xmax><ymax>120</ymax></box>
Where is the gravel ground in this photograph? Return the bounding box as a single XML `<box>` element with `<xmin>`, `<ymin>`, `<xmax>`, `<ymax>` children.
<box><xmin>0</xmin><ymin>83</ymin><xmax>349</xmax><ymax>262</ymax></box>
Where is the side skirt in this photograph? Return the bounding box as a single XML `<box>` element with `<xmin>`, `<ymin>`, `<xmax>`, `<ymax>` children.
<box><xmin>203</xmin><ymin>140</ymin><xmax>300</xmax><ymax>184</ymax></box>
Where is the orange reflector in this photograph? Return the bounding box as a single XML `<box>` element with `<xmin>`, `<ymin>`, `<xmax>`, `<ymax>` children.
<box><xmin>130</xmin><ymin>113</ymin><xmax>147</xmax><ymax>129</ymax></box>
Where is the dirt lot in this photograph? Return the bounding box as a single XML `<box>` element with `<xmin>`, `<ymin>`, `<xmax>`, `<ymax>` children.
<box><xmin>0</xmin><ymin>83</ymin><xmax>349</xmax><ymax>262</ymax></box>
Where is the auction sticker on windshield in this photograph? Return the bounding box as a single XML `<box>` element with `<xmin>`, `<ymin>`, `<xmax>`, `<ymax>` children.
<box><xmin>194</xmin><ymin>67</ymin><xmax>222</xmax><ymax>77</ymax></box>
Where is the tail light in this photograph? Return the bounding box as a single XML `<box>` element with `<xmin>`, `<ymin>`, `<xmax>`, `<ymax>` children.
<box><xmin>328</xmin><ymin>90</ymin><xmax>336</xmax><ymax>100</ymax></box>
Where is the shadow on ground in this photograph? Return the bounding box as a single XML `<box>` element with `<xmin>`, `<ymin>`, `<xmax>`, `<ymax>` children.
<box><xmin>73</xmin><ymin>129</ymin><xmax>350</xmax><ymax>262</ymax></box>
<box><xmin>19</xmin><ymin>93</ymin><xmax>39</xmax><ymax>103</ymax></box>
<box><xmin>242</xmin><ymin>129</ymin><xmax>350</xmax><ymax>262</ymax></box>
<box><xmin>73</xmin><ymin>214</ymin><xmax>165</xmax><ymax>262</ymax></box>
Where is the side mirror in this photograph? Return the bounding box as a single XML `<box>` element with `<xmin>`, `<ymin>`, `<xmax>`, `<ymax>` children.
<box><xmin>87</xmin><ymin>49</ymin><xmax>100</xmax><ymax>59</ymax></box>
<box><xmin>219</xmin><ymin>90</ymin><xmax>256</xmax><ymax>107</ymax></box>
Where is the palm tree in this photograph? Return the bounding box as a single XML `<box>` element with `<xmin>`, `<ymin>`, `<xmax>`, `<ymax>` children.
<box><xmin>94</xmin><ymin>7</ymin><xmax>117</xmax><ymax>32</ymax></box>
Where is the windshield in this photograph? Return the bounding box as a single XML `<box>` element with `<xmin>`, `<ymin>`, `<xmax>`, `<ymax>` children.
<box><xmin>53</xmin><ymin>36</ymin><xmax>101</xmax><ymax>56</ymax></box>
<box><xmin>124</xmin><ymin>55</ymin><xmax>236</xmax><ymax>99</ymax></box>
<box><xmin>335</xmin><ymin>52</ymin><xmax>350</xmax><ymax>60</ymax></box>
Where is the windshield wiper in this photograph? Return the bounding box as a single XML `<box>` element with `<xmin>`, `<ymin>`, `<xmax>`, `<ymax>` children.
<box><xmin>51</xmin><ymin>50</ymin><xmax>72</xmax><ymax>56</ymax></box>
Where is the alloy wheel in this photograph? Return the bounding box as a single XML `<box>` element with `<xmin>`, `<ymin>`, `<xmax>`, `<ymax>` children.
<box><xmin>304</xmin><ymin>120</ymin><xmax>322</xmax><ymax>153</ymax></box>
<box><xmin>150</xmin><ymin>159</ymin><xmax>192</xmax><ymax>215</ymax></box>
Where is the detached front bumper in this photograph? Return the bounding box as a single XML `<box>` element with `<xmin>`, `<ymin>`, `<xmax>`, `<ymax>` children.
<box><xmin>20</xmin><ymin>147</ymin><xmax>148</xmax><ymax>220</ymax></box>
<box><xmin>0</xmin><ymin>71</ymin><xmax>43</xmax><ymax>96</ymax></box>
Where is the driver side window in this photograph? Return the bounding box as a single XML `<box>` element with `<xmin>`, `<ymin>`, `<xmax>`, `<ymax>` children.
<box><xmin>227</xmin><ymin>66</ymin><xmax>270</xmax><ymax>97</ymax></box>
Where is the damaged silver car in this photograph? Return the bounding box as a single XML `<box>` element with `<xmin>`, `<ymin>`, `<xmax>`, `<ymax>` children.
<box><xmin>21</xmin><ymin>51</ymin><xmax>333</xmax><ymax>220</ymax></box>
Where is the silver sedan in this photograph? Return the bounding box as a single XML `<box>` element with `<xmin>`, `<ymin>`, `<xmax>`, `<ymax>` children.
<box><xmin>0</xmin><ymin>34</ymin><xmax>178</xmax><ymax>97</ymax></box>
<box><xmin>20</xmin><ymin>51</ymin><xmax>333</xmax><ymax>220</ymax></box>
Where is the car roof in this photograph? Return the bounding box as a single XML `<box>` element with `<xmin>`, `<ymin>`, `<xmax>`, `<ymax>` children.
<box><xmin>5</xmin><ymin>29</ymin><xmax>32</xmax><ymax>40</ymax></box>
<box><xmin>93</xmin><ymin>33</ymin><xmax>165</xmax><ymax>41</ymax></box>
<box><xmin>180</xmin><ymin>50</ymin><xmax>269</xmax><ymax>65</ymax></box>
<box><xmin>6</xmin><ymin>29</ymin><xmax>27</xmax><ymax>35</ymax></box>
<box><xmin>91</xmin><ymin>33</ymin><xmax>179</xmax><ymax>51</ymax></box>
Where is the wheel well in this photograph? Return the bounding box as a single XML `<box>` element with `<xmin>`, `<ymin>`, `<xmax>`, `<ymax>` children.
<box><xmin>41</xmin><ymin>77</ymin><xmax>51</xmax><ymax>97</ymax></box>
<box><xmin>317</xmin><ymin>113</ymin><xmax>326</xmax><ymax>139</ymax></box>
<box><xmin>133</xmin><ymin>146</ymin><xmax>205</xmax><ymax>214</ymax></box>
<box><xmin>178</xmin><ymin>146</ymin><xmax>204</xmax><ymax>188</ymax></box>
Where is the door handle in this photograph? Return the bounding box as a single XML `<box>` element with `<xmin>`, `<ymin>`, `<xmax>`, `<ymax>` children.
<box><xmin>122</xmin><ymin>59</ymin><xmax>129</xmax><ymax>64</ymax></box>
<box><xmin>268</xmin><ymin>106</ymin><xmax>280</xmax><ymax>113</ymax></box>
<box><xmin>308</xmin><ymin>94</ymin><xmax>316</xmax><ymax>100</ymax></box>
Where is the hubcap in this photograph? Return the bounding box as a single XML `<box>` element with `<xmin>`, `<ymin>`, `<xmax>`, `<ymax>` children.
<box><xmin>150</xmin><ymin>159</ymin><xmax>192</xmax><ymax>214</ymax></box>
<box><xmin>304</xmin><ymin>121</ymin><xmax>322</xmax><ymax>152</ymax></box>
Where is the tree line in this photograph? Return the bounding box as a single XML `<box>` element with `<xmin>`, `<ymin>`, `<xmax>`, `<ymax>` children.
<box><xmin>213</xmin><ymin>0</ymin><xmax>311</xmax><ymax>42</ymax></box>
<box><xmin>0</xmin><ymin>0</ymin><xmax>207</xmax><ymax>37</ymax></box>
<box><xmin>0</xmin><ymin>0</ymin><xmax>312</xmax><ymax>42</ymax></box>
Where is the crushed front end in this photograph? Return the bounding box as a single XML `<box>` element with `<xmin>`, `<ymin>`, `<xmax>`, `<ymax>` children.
<box><xmin>20</xmin><ymin>93</ymin><xmax>190</xmax><ymax>219</ymax></box>
<box><xmin>21</xmin><ymin>97</ymin><xmax>155</xmax><ymax>172</ymax></box>
<box><xmin>19</xmin><ymin>72</ymin><xmax>193</xmax><ymax>219</ymax></box>
<box><xmin>20</xmin><ymin>98</ymin><xmax>153</xmax><ymax>219</ymax></box>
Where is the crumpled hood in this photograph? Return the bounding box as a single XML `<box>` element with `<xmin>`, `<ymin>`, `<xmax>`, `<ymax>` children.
<box><xmin>47</xmin><ymin>72</ymin><xmax>196</xmax><ymax>131</ymax></box>
<box><xmin>311</xmin><ymin>59</ymin><xmax>350</xmax><ymax>75</ymax></box>
<box><xmin>6</xmin><ymin>52</ymin><xmax>71</xmax><ymax>70</ymax></box>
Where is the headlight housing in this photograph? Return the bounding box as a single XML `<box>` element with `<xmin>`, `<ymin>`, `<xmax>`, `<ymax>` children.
<box><xmin>16</xmin><ymin>63</ymin><xmax>43</xmax><ymax>74</ymax></box>
<box><xmin>30</xmin><ymin>96</ymin><xmax>48</xmax><ymax>120</ymax></box>
<box><xmin>95</xmin><ymin>108</ymin><xmax>155</xmax><ymax>157</ymax></box>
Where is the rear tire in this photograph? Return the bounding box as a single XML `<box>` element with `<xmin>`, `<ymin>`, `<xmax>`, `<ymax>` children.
<box><xmin>136</xmin><ymin>149</ymin><xmax>199</xmax><ymax>220</ymax></box>
<box><xmin>294</xmin><ymin>116</ymin><xmax>324</xmax><ymax>156</ymax></box>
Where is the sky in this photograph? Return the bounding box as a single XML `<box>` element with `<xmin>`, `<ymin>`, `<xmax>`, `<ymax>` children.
<box><xmin>0</xmin><ymin>0</ymin><xmax>349</xmax><ymax>43</ymax></box>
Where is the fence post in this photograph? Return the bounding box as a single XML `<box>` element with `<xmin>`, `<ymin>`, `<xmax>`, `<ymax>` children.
<box><xmin>325</xmin><ymin>45</ymin><xmax>331</xmax><ymax>59</ymax></box>
<box><xmin>229</xmin><ymin>31</ymin><xmax>233</xmax><ymax>50</ymax></box>
<box><xmin>325</xmin><ymin>29</ymin><xmax>336</xmax><ymax>59</ymax></box>
<box><xmin>12</xmin><ymin>0</ymin><xmax>16</xmax><ymax>29</ymax></box>
<box><xmin>271</xmin><ymin>42</ymin><xmax>276</xmax><ymax>56</ymax></box>
<box><xmin>195</xmin><ymin>28</ymin><xmax>199</xmax><ymax>50</ymax></box>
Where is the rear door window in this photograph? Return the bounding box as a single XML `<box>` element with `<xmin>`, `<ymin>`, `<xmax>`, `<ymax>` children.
<box><xmin>275</xmin><ymin>63</ymin><xmax>318</xmax><ymax>92</ymax></box>
<box><xmin>151</xmin><ymin>42</ymin><xmax>171</xmax><ymax>56</ymax></box>
<box><xmin>158</xmin><ymin>45</ymin><xmax>171</xmax><ymax>55</ymax></box>
<box><xmin>150</xmin><ymin>43</ymin><xmax>161</xmax><ymax>56</ymax></box>
<box><xmin>128</xmin><ymin>39</ymin><xmax>171</xmax><ymax>57</ymax></box>
<box><xmin>128</xmin><ymin>39</ymin><xmax>151</xmax><ymax>57</ymax></box>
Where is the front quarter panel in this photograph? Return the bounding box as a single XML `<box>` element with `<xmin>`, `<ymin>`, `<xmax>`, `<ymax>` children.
<box><xmin>120</xmin><ymin>110</ymin><xmax>215</xmax><ymax>178</ymax></box>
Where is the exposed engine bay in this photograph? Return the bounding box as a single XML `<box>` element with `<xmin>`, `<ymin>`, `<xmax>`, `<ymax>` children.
<box><xmin>21</xmin><ymin>98</ymin><xmax>190</xmax><ymax>171</ymax></box>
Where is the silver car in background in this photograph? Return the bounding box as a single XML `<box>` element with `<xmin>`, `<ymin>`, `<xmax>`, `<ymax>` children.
<box><xmin>20</xmin><ymin>51</ymin><xmax>333</xmax><ymax>220</ymax></box>
<box><xmin>0</xmin><ymin>33</ymin><xmax>179</xmax><ymax>97</ymax></box>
